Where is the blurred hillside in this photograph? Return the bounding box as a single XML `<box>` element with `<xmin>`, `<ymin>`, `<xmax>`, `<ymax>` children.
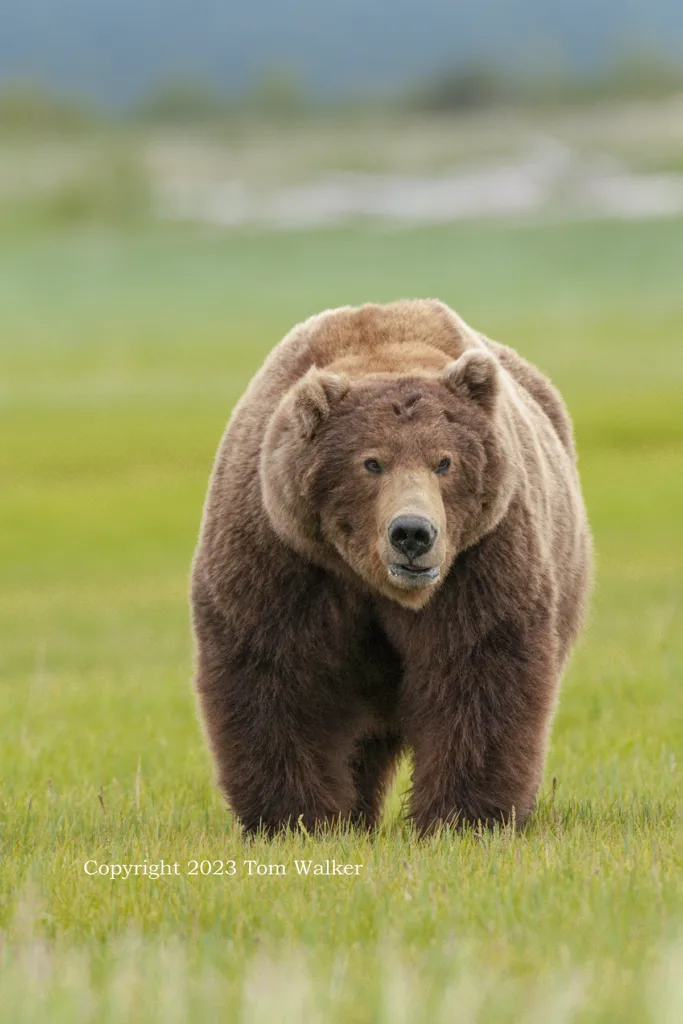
<box><xmin>2</xmin><ymin>0</ymin><xmax>683</xmax><ymax>105</ymax></box>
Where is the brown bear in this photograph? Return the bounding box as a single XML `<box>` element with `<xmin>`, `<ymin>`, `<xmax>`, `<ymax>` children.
<box><xmin>191</xmin><ymin>300</ymin><xmax>591</xmax><ymax>835</ymax></box>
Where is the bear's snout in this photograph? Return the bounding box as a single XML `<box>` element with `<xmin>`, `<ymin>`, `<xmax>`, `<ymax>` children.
<box><xmin>388</xmin><ymin>515</ymin><xmax>437</xmax><ymax>560</ymax></box>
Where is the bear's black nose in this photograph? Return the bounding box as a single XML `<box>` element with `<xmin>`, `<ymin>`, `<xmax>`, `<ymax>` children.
<box><xmin>388</xmin><ymin>515</ymin><xmax>437</xmax><ymax>559</ymax></box>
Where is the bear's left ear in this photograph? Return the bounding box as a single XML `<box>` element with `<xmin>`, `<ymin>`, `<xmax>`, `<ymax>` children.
<box><xmin>442</xmin><ymin>350</ymin><xmax>499</xmax><ymax>412</ymax></box>
<box><xmin>291</xmin><ymin>367</ymin><xmax>350</xmax><ymax>439</ymax></box>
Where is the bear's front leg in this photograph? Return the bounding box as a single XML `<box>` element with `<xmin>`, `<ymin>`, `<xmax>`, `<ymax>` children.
<box><xmin>405</xmin><ymin>615</ymin><xmax>559</xmax><ymax>835</ymax></box>
<box><xmin>192</xmin><ymin>577</ymin><xmax>368</xmax><ymax>835</ymax></box>
<box><xmin>197</xmin><ymin>652</ymin><xmax>362</xmax><ymax>834</ymax></box>
<box><xmin>220</xmin><ymin>726</ymin><xmax>357</xmax><ymax>836</ymax></box>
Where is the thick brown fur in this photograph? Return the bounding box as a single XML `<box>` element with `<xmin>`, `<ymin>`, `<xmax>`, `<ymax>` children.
<box><xmin>191</xmin><ymin>300</ymin><xmax>592</xmax><ymax>835</ymax></box>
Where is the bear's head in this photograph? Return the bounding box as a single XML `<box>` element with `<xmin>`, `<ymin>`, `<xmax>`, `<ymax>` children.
<box><xmin>261</xmin><ymin>348</ymin><xmax>517</xmax><ymax>610</ymax></box>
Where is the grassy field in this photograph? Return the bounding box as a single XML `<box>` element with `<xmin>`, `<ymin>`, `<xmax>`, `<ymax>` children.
<box><xmin>1</xmin><ymin>217</ymin><xmax>682</xmax><ymax>1022</ymax></box>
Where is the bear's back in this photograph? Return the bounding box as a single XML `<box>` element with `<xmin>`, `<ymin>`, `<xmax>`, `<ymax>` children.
<box><xmin>252</xmin><ymin>301</ymin><xmax>575</xmax><ymax>457</ymax></box>
<box><xmin>480</xmin><ymin>337</ymin><xmax>575</xmax><ymax>455</ymax></box>
<box><xmin>254</xmin><ymin>299</ymin><xmax>470</xmax><ymax>401</ymax></box>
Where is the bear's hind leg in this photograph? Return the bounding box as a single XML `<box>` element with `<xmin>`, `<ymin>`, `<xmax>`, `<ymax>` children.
<box><xmin>349</xmin><ymin>733</ymin><xmax>404</xmax><ymax>829</ymax></box>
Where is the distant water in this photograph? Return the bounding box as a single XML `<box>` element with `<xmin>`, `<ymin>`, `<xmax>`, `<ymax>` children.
<box><xmin>156</xmin><ymin>139</ymin><xmax>683</xmax><ymax>229</ymax></box>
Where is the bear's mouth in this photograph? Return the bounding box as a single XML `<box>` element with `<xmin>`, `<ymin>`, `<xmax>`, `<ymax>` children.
<box><xmin>388</xmin><ymin>563</ymin><xmax>441</xmax><ymax>589</ymax></box>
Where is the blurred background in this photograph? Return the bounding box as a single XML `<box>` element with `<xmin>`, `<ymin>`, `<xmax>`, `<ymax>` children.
<box><xmin>2</xmin><ymin>5</ymin><xmax>683</xmax><ymax>1019</ymax></box>
<box><xmin>2</xmin><ymin>1</ymin><xmax>683</xmax><ymax>228</ymax></box>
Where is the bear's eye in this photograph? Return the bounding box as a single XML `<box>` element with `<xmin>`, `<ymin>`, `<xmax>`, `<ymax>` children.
<box><xmin>364</xmin><ymin>458</ymin><xmax>383</xmax><ymax>474</ymax></box>
<box><xmin>435</xmin><ymin>457</ymin><xmax>451</xmax><ymax>474</ymax></box>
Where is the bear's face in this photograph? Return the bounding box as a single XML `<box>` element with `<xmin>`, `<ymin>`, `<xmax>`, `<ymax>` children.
<box><xmin>261</xmin><ymin>350</ymin><xmax>513</xmax><ymax>610</ymax></box>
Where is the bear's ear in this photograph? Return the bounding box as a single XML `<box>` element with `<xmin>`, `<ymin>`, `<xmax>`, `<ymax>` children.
<box><xmin>441</xmin><ymin>350</ymin><xmax>499</xmax><ymax>412</ymax></box>
<box><xmin>291</xmin><ymin>367</ymin><xmax>350</xmax><ymax>439</ymax></box>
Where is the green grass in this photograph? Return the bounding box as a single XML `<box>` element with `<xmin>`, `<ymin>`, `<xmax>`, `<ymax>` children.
<box><xmin>1</xmin><ymin>218</ymin><xmax>682</xmax><ymax>1022</ymax></box>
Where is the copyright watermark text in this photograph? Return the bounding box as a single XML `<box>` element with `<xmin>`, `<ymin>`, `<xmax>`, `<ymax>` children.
<box><xmin>83</xmin><ymin>859</ymin><xmax>363</xmax><ymax>879</ymax></box>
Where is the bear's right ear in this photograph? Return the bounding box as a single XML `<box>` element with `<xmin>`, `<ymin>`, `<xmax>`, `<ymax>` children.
<box><xmin>291</xmin><ymin>367</ymin><xmax>350</xmax><ymax>439</ymax></box>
